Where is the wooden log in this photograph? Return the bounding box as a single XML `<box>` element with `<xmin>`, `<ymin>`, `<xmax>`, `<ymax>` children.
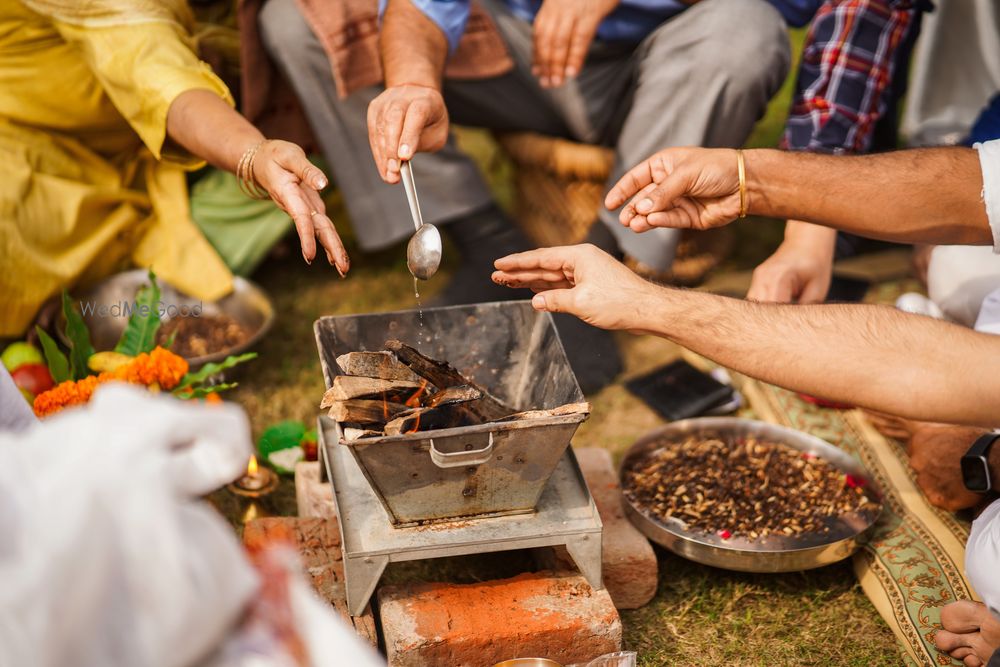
<box><xmin>383</xmin><ymin>405</ymin><xmax>477</xmax><ymax>436</ymax></box>
<box><xmin>335</xmin><ymin>351</ymin><xmax>423</xmax><ymax>383</ymax></box>
<box><xmin>423</xmin><ymin>384</ymin><xmax>483</xmax><ymax>409</ymax></box>
<box><xmin>342</xmin><ymin>426</ymin><xmax>382</xmax><ymax>442</ymax></box>
<box><xmin>321</xmin><ymin>375</ymin><xmax>422</xmax><ymax>405</ymax></box>
<box><xmin>494</xmin><ymin>401</ymin><xmax>591</xmax><ymax>422</ymax></box>
<box><xmin>327</xmin><ymin>399</ymin><xmax>408</xmax><ymax>424</ymax></box>
<box><xmin>384</xmin><ymin>340</ymin><xmax>514</xmax><ymax>421</ymax></box>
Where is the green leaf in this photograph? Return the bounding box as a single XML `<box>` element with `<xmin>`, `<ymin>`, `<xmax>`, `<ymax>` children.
<box><xmin>161</xmin><ymin>329</ymin><xmax>177</xmax><ymax>351</ymax></box>
<box><xmin>176</xmin><ymin>352</ymin><xmax>257</xmax><ymax>390</ymax></box>
<box><xmin>173</xmin><ymin>382</ymin><xmax>238</xmax><ymax>399</ymax></box>
<box><xmin>61</xmin><ymin>291</ymin><xmax>94</xmax><ymax>381</ymax></box>
<box><xmin>35</xmin><ymin>326</ymin><xmax>70</xmax><ymax>384</ymax></box>
<box><xmin>114</xmin><ymin>270</ymin><xmax>161</xmax><ymax>356</ymax></box>
<box><xmin>257</xmin><ymin>421</ymin><xmax>306</xmax><ymax>457</ymax></box>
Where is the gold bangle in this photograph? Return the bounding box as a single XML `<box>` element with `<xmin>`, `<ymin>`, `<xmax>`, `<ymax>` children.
<box><xmin>237</xmin><ymin>140</ymin><xmax>270</xmax><ymax>200</ymax></box>
<box><xmin>737</xmin><ymin>149</ymin><xmax>747</xmax><ymax>219</ymax></box>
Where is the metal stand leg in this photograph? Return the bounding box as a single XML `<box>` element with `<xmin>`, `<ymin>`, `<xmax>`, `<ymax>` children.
<box><xmin>344</xmin><ymin>553</ymin><xmax>389</xmax><ymax>616</ymax></box>
<box><xmin>565</xmin><ymin>533</ymin><xmax>603</xmax><ymax>590</ymax></box>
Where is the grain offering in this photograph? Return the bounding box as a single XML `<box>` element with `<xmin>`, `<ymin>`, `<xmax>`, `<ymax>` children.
<box><xmin>622</xmin><ymin>435</ymin><xmax>880</xmax><ymax>542</ymax></box>
<box><xmin>157</xmin><ymin>313</ymin><xmax>249</xmax><ymax>358</ymax></box>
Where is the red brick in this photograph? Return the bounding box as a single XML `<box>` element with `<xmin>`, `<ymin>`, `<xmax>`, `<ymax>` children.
<box><xmin>536</xmin><ymin>448</ymin><xmax>658</xmax><ymax>609</ymax></box>
<box><xmin>378</xmin><ymin>572</ymin><xmax>622</xmax><ymax>667</ymax></box>
<box><xmin>295</xmin><ymin>461</ymin><xmax>337</xmax><ymax>518</ymax></box>
<box><xmin>243</xmin><ymin>517</ymin><xmax>376</xmax><ymax>646</ymax></box>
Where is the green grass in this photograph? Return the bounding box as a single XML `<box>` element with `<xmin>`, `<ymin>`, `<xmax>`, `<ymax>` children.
<box><xmin>219</xmin><ymin>26</ymin><xmax>905</xmax><ymax>666</ymax></box>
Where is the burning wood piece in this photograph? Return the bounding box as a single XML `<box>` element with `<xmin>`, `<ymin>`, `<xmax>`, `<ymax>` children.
<box><xmin>342</xmin><ymin>426</ymin><xmax>382</xmax><ymax>442</ymax></box>
<box><xmin>423</xmin><ymin>385</ymin><xmax>483</xmax><ymax>409</ymax></box>
<box><xmin>384</xmin><ymin>340</ymin><xmax>514</xmax><ymax>421</ymax></box>
<box><xmin>383</xmin><ymin>406</ymin><xmax>478</xmax><ymax>436</ymax></box>
<box><xmin>496</xmin><ymin>402</ymin><xmax>591</xmax><ymax>422</ymax></box>
<box><xmin>336</xmin><ymin>351</ymin><xmax>423</xmax><ymax>384</ymax></box>
<box><xmin>321</xmin><ymin>376</ymin><xmax>422</xmax><ymax>405</ymax></box>
<box><xmin>327</xmin><ymin>399</ymin><xmax>409</xmax><ymax>424</ymax></box>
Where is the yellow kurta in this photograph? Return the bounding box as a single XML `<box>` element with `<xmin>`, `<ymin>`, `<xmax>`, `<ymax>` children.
<box><xmin>0</xmin><ymin>0</ymin><xmax>235</xmax><ymax>337</ymax></box>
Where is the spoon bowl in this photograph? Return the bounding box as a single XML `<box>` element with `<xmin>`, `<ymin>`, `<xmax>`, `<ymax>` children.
<box><xmin>407</xmin><ymin>222</ymin><xmax>442</xmax><ymax>281</ymax></box>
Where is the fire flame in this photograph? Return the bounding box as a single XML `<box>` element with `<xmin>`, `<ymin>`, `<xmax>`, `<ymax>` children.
<box><xmin>382</xmin><ymin>391</ymin><xmax>389</xmax><ymax>420</ymax></box>
<box><xmin>247</xmin><ymin>454</ymin><xmax>259</xmax><ymax>477</ymax></box>
<box><xmin>405</xmin><ymin>380</ymin><xmax>429</xmax><ymax>408</ymax></box>
<box><xmin>404</xmin><ymin>380</ymin><xmax>429</xmax><ymax>433</ymax></box>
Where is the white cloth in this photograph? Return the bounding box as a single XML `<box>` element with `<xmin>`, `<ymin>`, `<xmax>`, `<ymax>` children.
<box><xmin>966</xmin><ymin>498</ymin><xmax>1000</xmax><ymax>617</ymax></box>
<box><xmin>927</xmin><ymin>244</ymin><xmax>1000</xmax><ymax>326</ymax></box>
<box><xmin>975</xmin><ymin>287</ymin><xmax>1000</xmax><ymax>335</ymax></box>
<box><xmin>0</xmin><ymin>364</ymin><xmax>36</xmax><ymax>432</ymax></box>
<box><xmin>0</xmin><ymin>385</ymin><xmax>384</xmax><ymax>667</ymax></box>
<box><xmin>976</xmin><ymin>139</ymin><xmax>1000</xmax><ymax>254</ymax></box>
<box><xmin>902</xmin><ymin>0</ymin><xmax>1000</xmax><ymax>146</ymax></box>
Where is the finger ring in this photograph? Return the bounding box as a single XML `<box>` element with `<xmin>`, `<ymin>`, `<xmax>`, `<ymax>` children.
<box><xmin>310</xmin><ymin>210</ymin><xmax>320</xmax><ymax>217</ymax></box>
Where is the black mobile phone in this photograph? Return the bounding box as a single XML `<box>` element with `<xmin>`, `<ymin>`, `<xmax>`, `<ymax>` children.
<box><xmin>625</xmin><ymin>359</ymin><xmax>737</xmax><ymax>422</ymax></box>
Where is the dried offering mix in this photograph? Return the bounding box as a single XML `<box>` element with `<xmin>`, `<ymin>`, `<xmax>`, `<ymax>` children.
<box><xmin>157</xmin><ymin>313</ymin><xmax>249</xmax><ymax>358</ymax></box>
<box><xmin>623</xmin><ymin>436</ymin><xmax>880</xmax><ymax>541</ymax></box>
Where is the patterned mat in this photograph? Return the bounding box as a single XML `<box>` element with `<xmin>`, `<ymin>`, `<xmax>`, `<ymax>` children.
<box><xmin>736</xmin><ymin>376</ymin><xmax>977</xmax><ymax>667</ymax></box>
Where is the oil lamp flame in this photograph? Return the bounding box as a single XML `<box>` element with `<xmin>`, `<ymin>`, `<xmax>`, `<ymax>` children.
<box><xmin>228</xmin><ymin>452</ymin><xmax>278</xmax><ymax>498</ymax></box>
<box><xmin>247</xmin><ymin>454</ymin><xmax>259</xmax><ymax>477</ymax></box>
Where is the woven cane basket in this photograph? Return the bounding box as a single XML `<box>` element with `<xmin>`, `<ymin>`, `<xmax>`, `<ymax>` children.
<box><xmin>497</xmin><ymin>131</ymin><xmax>732</xmax><ymax>286</ymax></box>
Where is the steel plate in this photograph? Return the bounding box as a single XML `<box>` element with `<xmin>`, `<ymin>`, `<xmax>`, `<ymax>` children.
<box><xmin>619</xmin><ymin>417</ymin><xmax>883</xmax><ymax>573</ymax></box>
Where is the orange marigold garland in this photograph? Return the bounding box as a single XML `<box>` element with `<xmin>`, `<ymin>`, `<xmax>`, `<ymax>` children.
<box><xmin>33</xmin><ymin>346</ymin><xmax>188</xmax><ymax>417</ymax></box>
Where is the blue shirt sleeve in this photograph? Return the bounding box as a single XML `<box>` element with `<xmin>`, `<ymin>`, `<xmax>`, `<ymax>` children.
<box><xmin>766</xmin><ymin>0</ymin><xmax>823</xmax><ymax>27</ymax></box>
<box><xmin>379</xmin><ymin>0</ymin><xmax>472</xmax><ymax>53</ymax></box>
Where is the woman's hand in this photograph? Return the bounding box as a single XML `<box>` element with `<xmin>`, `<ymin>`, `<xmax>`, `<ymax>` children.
<box><xmin>605</xmin><ymin>147</ymin><xmax>743</xmax><ymax>233</ymax></box>
<box><xmin>252</xmin><ymin>140</ymin><xmax>350</xmax><ymax>276</ymax></box>
<box><xmin>492</xmin><ymin>244</ymin><xmax>655</xmax><ymax>332</ymax></box>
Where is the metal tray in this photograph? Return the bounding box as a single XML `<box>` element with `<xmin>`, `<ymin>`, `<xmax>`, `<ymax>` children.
<box><xmin>314</xmin><ymin>301</ymin><xmax>586</xmax><ymax>524</ymax></box>
<box><xmin>619</xmin><ymin>417</ymin><xmax>883</xmax><ymax>573</ymax></box>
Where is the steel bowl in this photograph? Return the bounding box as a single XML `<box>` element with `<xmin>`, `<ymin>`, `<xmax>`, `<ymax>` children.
<box><xmin>66</xmin><ymin>269</ymin><xmax>273</xmax><ymax>368</ymax></box>
<box><xmin>619</xmin><ymin>417</ymin><xmax>883</xmax><ymax>573</ymax></box>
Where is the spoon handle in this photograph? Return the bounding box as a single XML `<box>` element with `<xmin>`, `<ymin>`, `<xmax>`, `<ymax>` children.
<box><xmin>400</xmin><ymin>160</ymin><xmax>424</xmax><ymax>232</ymax></box>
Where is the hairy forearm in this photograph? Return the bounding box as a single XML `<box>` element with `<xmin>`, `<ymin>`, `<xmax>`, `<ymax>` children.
<box><xmin>636</xmin><ymin>285</ymin><xmax>1000</xmax><ymax>428</ymax></box>
<box><xmin>745</xmin><ymin>148</ymin><xmax>990</xmax><ymax>246</ymax></box>
<box><xmin>381</xmin><ymin>0</ymin><xmax>447</xmax><ymax>89</ymax></box>
<box><xmin>165</xmin><ymin>89</ymin><xmax>263</xmax><ymax>172</ymax></box>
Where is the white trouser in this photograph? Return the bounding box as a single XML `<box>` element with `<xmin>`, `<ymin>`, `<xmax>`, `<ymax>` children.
<box><xmin>967</xmin><ymin>499</ymin><xmax>1000</xmax><ymax>616</ymax></box>
<box><xmin>927</xmin><ymin>245</ymin><xmax>1000</xmax><ymax>327</ymax></box>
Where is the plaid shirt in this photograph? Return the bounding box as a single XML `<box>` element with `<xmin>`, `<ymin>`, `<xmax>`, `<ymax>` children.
<box><xmin>783</xmin><ymin>0</ymin><xmax>926</xmax><ymax>154</ymax></box>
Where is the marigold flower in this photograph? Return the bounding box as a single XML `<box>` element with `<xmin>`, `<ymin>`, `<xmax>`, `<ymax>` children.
<box><xmin>33</xmin><ymin>347</ymin><xmax>189</xmax><ymax>417</ymax></box>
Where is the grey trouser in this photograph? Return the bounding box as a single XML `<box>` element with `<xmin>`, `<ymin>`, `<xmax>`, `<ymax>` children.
<box><xmin>260</xmin><ymin>0</ymin><xmax>789</xmax><ymax>269</ymax></box>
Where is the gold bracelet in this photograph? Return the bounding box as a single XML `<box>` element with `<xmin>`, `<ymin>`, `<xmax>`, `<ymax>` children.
<box><xmin>237</xmin><ymin>140</ymin><xmax>270</xmax><ymax>200</ymax></box>
<box><xmin>736</xmin><ymin>149</ymin><xmax>747</xmax><ymax>219</ymax></box>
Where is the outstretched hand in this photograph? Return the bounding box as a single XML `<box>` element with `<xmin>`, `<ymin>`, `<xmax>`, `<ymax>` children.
<box><xmin>492</xmin><ymin>244</ymin><xmax>655</xmax><ymax>332</ymax></box>
<box><xmin>605</xmin><ymin>147</ymin><xmax>744</xmax><ymax>233</ymax></box>
<box><xmin>253</xmin><ymin>140</ymin><xmax>350</xmax><ymax>276</ymax></box>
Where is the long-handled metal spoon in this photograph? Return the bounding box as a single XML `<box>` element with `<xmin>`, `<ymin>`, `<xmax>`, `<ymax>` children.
<box><xmin>400</xmin><ymin>159</ymin><xmax>442</xmax><ymax>281</ymax></box>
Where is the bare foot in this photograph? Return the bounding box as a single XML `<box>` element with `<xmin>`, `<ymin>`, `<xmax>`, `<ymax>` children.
<box><xmin>935</xmin><ymin>601</ymin><xmax>1000</xmax><ymax>667</ymax></box>
<box><xmin>863</xmin><ymin>409</ymin><xmax>918</xmax><ymax>441</ymax></box>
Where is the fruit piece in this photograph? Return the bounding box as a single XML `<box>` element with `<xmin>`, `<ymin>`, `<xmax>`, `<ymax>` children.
<box><xmin>88</xmin><ymin>351</ymin><xmax>133</xmax><ymax>373</ymax></box>
<box><xmin>2</xmin><ymin>342</ymin><xmax>43</xmax><ymax>372</ymax></box>
<box><xmin>11</xmin><ymin>363</ymin><xmax>54</xmax><ymax>395</ymax></box>
<box><xmin>301</xmin><ymin>437</ymin><xmax>318</xmax><ymax>462</ymax></box>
